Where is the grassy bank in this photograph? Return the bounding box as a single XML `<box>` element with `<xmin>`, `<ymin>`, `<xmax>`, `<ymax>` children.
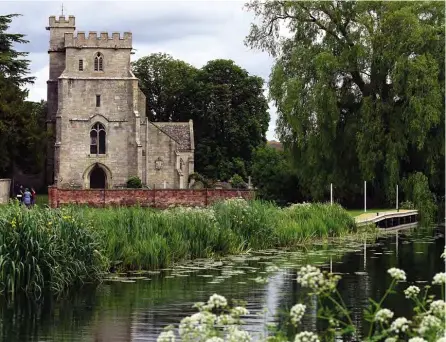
<box><xmin>0</xmin><ymin>199</ymin><xmax>356</xmax><ymax>296</ymax></box>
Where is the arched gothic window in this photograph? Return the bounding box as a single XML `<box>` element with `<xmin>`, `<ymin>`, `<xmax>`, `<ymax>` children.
<box><xmin>94</xmin><ymin>52</ymin><xmax>103</xmax><ymax>71</ymax></box>
<box><xmin>90</xmin><ymin>123</ymin><xmax>106</xmax><ymax>155</ymax></box>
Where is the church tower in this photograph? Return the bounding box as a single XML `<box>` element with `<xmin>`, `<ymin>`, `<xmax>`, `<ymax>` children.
<box><xmin>46</xmin><ymin>15</ymin><xmax>75</xmax><ymax>185</ymax></box>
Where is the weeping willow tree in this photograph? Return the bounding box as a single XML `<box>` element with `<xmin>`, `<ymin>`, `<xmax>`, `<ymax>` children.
<box><xmin>245</xmin><ymin>1</ymin><xmax>444</xmax><ymax>209</ymax></box>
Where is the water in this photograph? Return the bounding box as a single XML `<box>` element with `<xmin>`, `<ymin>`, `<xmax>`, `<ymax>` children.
<box><xmin>0</xmin><ymin>227</ymin><xmax>444</xmax><ymax>341</ymax></box>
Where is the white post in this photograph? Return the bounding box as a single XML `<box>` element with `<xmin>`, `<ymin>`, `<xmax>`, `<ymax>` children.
<box><xmin>396</xmin><ymin>184</ymin><xmax>399</xmax><ymax>211</ymax></box>
<box><xmin>163</xmin><ymin>180</ymin><xmax>167</xmax><ymax>189</ymax></box>
<box><xmin>364</xmin><ymin>181</ymin><xmax>367</xmax><ymax>212</ymax></box>
<box><xmin>248</xmin><ymin>176</ymin><xmax>252</xmax><ymax>190</ymax></box>
<box><xmin>330</xmin><ymin>183</ymin><xmax>333</xmax><ymax>205</ymax></box>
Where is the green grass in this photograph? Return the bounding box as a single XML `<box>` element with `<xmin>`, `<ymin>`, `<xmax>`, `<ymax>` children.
<box><xmin>35</xmin><ymin>194</ymin><xmax>49</xmax><ymax>206</ymax></box>
<box><xmin>0</xmin><ymin>199</ymin><xmax>357</xmax><ymax>296</ymax></box>
<box><xmin>346</xmin><ymin>208</ymin><xmax>395</xmax><ymax>217</ymax></box>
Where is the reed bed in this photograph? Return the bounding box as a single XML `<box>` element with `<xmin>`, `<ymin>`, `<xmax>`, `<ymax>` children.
<box><xmin>80</xmin><ymin>199</ymin><xmax>356</xmax><ymax>271</ymax></box>
<box><xmin>0</xmin><ymin>199</ymin><xmax>356</xmax><ymax>295</ymax></box>
<box><xmin>0</xmin><ymin>203</ymin><xmax>107</xmax><ymax>297</ymax></box>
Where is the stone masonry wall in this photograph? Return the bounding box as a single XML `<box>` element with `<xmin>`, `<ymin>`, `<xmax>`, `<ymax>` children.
<box><xmin>48</xmin><ymin>186</ymin><xmax>255</xmax><ymax>208</ymax></box>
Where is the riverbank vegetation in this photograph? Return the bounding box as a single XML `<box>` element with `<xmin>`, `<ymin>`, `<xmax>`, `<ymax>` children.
<box><xmin>0</xmin><ymin>199</ymin><xmax>357</xmax><ymax>296</ymax></box>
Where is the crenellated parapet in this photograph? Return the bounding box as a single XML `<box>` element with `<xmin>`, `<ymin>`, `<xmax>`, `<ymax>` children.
<box><xmin>64</xmin><ymin>31</ymin><xmax>132</xmax><ymax>49</ymax></box>
<box><xmin>47</xmin><ymin>15</ymin><xmax>75</xmax><ymax>28</ymax></box>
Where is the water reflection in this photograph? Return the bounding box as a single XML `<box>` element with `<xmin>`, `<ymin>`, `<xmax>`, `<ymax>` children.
<box><xmin>0</xmin><ymin>227</ymin><xmax>443</xmax><ymax>342</ymax></box>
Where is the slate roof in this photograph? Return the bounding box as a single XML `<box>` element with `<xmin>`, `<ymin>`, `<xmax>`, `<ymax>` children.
<box><xmin>152</xmin><ymin>121</ymin><xmax>194</xmax><ymax>151</ymax></box>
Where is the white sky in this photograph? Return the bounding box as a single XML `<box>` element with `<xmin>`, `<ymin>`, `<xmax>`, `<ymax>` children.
<box><xmin>3</xmin><ymin>0</ymin><xmax>279</xmax><ymax>140</ymax></box>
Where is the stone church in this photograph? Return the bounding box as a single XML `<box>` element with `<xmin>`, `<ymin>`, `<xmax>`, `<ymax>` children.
<box><xmin>46</xmin><ymin>15</ymin><xmax>194</xmax><ymax>189</ymax></box>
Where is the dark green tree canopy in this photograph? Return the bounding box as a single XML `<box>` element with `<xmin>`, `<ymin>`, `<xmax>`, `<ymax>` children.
<box><xmin>133</xmin><ymin>55</ymin><xmax>270</xmax><ymax>181</ymax></box>
<box><xmin>245</xmin><ymin>1</ymin><xmax>445</xmax><ymax>205</ymax></box>
<box><xmin>0</xmin><ymin>14</ymin><xmax>45</xmax><ymax>178</ymax></box>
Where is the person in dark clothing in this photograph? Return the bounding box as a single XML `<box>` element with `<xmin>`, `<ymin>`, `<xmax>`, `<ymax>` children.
<box><xmin>16</xmin><ymin>185</ymin><xmax>24</xmax><ymax>203</ymax></box>
<box><xmin>31</xmin><ymin>188</ymin><xmax>36</xmax><ymax>206</ymax></box>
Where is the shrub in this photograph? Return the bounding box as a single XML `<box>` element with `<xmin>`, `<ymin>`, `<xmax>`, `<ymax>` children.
<box><xmin>126</xmin><ymin>176</ymin><xmax>142</xmax><ymax>188</ymax></box>
<box><xmin>229</xmin><ymin>174</ymin><xmax>246</xmax><ymax>189</ymax></box>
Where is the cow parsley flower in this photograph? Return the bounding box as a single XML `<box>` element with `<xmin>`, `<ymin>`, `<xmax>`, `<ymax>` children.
<box><xmin>404</xmin><ymin>285</ymin><xmax>421</xmax><ymax>299</ymax></box>
<box><xmin>230</xmin><ymin>306</ymin><xmax>249</xmax><ymax>317</ymax></box>
<box><xmin>388</xmin><ymin>268</ymin><xmax>407</xmax><ymax>281</ymax></box>
<box><xmin>157</xmin><ymin>330</ymin><xmax>175</xmax><ymax>342</ymax></box>
<box><xmin>384</xmin><ymin>338</ymin><xmax>397</xmax><ymax>342</ymax></box>
<box><xmin>430</xmin><ymin>300</ymin><xmax>446</xmax><ymax>319</ymax></box>
<box><xmin>418</xmin><ymin>314</ymin><xmax>442</xmax><ymax>335</ymax></box>
<box><xmin>297</xmin><ymin>265</ymin><xmax>340</xmax><ymax>294</ymax></box>
<box><xmin>294</xmin><ymin>331</ymin><xmax>320</xmax><ymax>342</ymax></box>
<box><xmin>205</xmin><ymin>338</ymin><xmax>224</xmax><ymax>342</ymax></box>
<box><xmin>290</xmin><ymin>304</ymin><xmax>306</xmax><ymax>326</ymax></box>
<box><xmin>375</xmin><ymin>309</ymin><xmax>394</xmax><ymax>323</ymax></box>
<box><xmin>227</xmin><ymin>327</ymin><xmax>251</xmax><ymax>342</ymax></box>
<box><xmin>408</xmin><ymin>338</ymin><xmax>427</xmax><ymax>342</ymax></box>
<box><xmin>436</xmin><ymin>337</ymin><xmax>446</xmax><ymax>342</ymax></box>
<box><xmin>390</xmin><ymin>317</ymin><xmax>411</xmax><ymax>334</ymax></box>
<box><xmin>207</xmin><ymin>294</ymin><xmax>228</xmax><ymax>309</ymax></box>
<box><xmin>433</xmin><ymin>273</ymin><xmax>446</xmax><ymax>285</ymax></box>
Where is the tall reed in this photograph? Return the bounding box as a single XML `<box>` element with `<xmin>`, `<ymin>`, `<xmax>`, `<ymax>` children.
<box><xmin>0</xmin><ymin>199</ymin><xmax>357</xmax><ymax>295</ymax></box>
<box><xmin>83</xmin><ymin>199</ymin><xmax>356</xmax><ymax>271</ymax></box>
<box><xmin>0</xmin><ymin>203</ymin><xmax>107</xmax><ymax>297</ymax></box>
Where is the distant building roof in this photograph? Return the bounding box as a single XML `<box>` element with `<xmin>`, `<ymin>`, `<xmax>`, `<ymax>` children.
<box><xmin>152</xmin><ymin>121</ymin><xmax>194</xmax><ymax>151</ymax></box>
<box><xmin>267</xmin><ymin>140</ymin><xmax>283</xmax><ymax>151</ymax></box>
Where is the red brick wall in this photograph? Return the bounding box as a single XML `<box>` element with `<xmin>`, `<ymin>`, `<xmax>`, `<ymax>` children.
<box><xmin>47</xmin><ymin>186</ymin><xmax>255</xmax><ymax>208</ymax></box>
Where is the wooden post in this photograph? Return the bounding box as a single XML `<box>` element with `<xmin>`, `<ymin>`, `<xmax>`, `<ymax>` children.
<box><xmin>330</xmin><ymin>183</ymin><xmax>333</xmax><ymax>205</ymax></box>
<box><xmin>364</xmin><ymin>181</ymin><xmax>367</xmax><ymax>213</ymax></box>
<box><xmin>396</xmin><ymin>184</ymin><xmax>399</xmax><ymax>212</ymax></box>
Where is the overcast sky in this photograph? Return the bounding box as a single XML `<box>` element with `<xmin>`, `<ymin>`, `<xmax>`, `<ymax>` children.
<box><xmin>4</xmin><ymin>0</ymin><xmax>279</xmax><ymax>140</ymax></box>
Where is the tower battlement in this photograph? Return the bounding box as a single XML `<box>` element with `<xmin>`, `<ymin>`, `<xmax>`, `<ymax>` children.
<box><xmin>48</xmin><ymin>15</ymin><xmax>75</xmax><ymax>28</ymax></box>
<box><xmin>64</xmin><ymin>31</ymin><xmax>132</xmax><ymax>49</ymax></box>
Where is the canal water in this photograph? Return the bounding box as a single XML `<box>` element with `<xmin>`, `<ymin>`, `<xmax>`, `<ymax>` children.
<box><xmin>0</xmin><ymin>227</ymin><xmax>444</xmax><ymax>341</ymax></box>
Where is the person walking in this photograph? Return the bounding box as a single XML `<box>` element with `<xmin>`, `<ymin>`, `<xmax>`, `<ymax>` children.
<box><xmin>23</xmin><ymin>188</ymin><xmax>32</xmax><ymax>208</ymax></box>
<box><xmin>31</xmin><ymin>188</ymin><xmax>36</xmax><ymax>206</ymax></box>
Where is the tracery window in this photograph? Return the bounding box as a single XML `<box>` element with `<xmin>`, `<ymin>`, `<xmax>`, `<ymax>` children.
<box><xmin>90</xmin><ymin>123</ymin><xmax>106</xmax><ymax>155</ymax></box>
<box><xmin>94</xmin><ymin>52</ymin><xmax>103</xmax><ymax>71</ymax></box>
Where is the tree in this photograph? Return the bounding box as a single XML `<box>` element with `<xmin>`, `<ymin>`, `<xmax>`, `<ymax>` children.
<box><xmin>245</xmin><ymin>1</ymin><xmax>444</xmax><ymax>206</ymax></box>
<box><xmin>0</xmin><ymin>14</ymin><xmax>45</xmax><ymax>178</ymax></box>
<box><xmin>133</xmin><ymin>55</ymin><xmax>270</xmax><ymax>181</ymax></box>
<box><xmin>194</xmin><ymin>59</ymin><xmax>270</xmax><ymax>180</ymax></box>
<box><xmin>251</xmin><ymin>145</ymin><xmax>300</xmax><ymax>205</ymax></box>
<box><xmin>0</xmin><ymin>14</ymin><xmax>34</xmax><ymax>86</ymax></box>
<box><xmin>132</xmin><ymin>53</ymin><xmax>198</xmax><ymax>122</ymax></box>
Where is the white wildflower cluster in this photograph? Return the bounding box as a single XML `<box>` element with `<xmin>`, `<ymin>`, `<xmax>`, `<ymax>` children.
<box><xmin>223</xmin><ymin>198</ymin><xmax>248</xmax><ymax>208</ymax></box>
<box><xmin>230</xmin><ymin>306</ymin><xmax>249</xmax><ymax>317</ymax></box>
<box><xmin>433</xmin><ymin>272</ymin><xmax>446</xmax><ymax>285</ymax></box>
<box><xmin>157</xmin><ymin>330</ymin><xmax>175</xmax><ymax>342</ymax></box>
<box><xmin>179</xmin><ymin>312</ymin><xmax>216</xmax><ymax>340</ymax></box>
<box><xmin>408</xmin><ymin>338</ymin><xmax>427</xmax><ymax>342</ymax></box>
<box><xmin>207</xmin><ymin>294</ymin><xmax>228</xmax><ymax>309</ymax></box>
<box><xmin>374</xmin><ymin>309</ymin><xmax>394</xmax><ymax>323</ymax></box>
<box><xmin>294</xmin><ymin>331</ymin><xmax>320</xmax><ymax>342</ymax></box>
<box><xmin>205</xmin><ymin>338</ymin><xmax>224</xmax><ymax>342</ymax></box>
<box><xmin>290</xmin><ymin>304</ymin><xmax>306</xmax><ymax>326</ymax></box>
<box><xmin>404</xmin><ymin>285</ymin><xmax>421</xmax><ymax>299</ymax></box>
<box><xmin>429</xmin><ymin>300</ymin><xmax>446</xmax><ymax>319</ymax></box>
<box><xmin>417</xmin><ymin>314</ymin><xmax>442</xmax><ymax>336</ymax></box>
<box><xmin>441</xmin><ymin>246</ymin><xmax>446</xmax><ymax>260</ymax></box>
<box><xmin>167</xmin><ymin>206</ymin><xmax>217</xmax><ymax>223</ymax></box>
<box><xmin>390</xmin><ymin>317</ymin><xmax>411</xmax><ymax>334</ymax></box>
<box><xmin>297</xmin><ymin>265</ymin><xmax>340</xmax><ymax>294</ymax></box>
<box><xmin>216</xmin><ymin>314</ymin><xmax>236</xmax><ymax>326</ymax></box>
<box><xmin>388</xmin><ymin>268</ymin><xmax>407</xmax><ymax>281</ymax></box>
<box><xmin>384</xmin><ymin>338</ymin><xmax>397</xmax><ymax>342</ymax></box>
<box><xmin>227</xmin><ymin>326</ymin><xmax>251</xmax><ymax>342</ymax></box>
<box><xmin>436</xmin><ymin>337</ymin><xmax>446</xmax><ymax>342</ymax></box>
